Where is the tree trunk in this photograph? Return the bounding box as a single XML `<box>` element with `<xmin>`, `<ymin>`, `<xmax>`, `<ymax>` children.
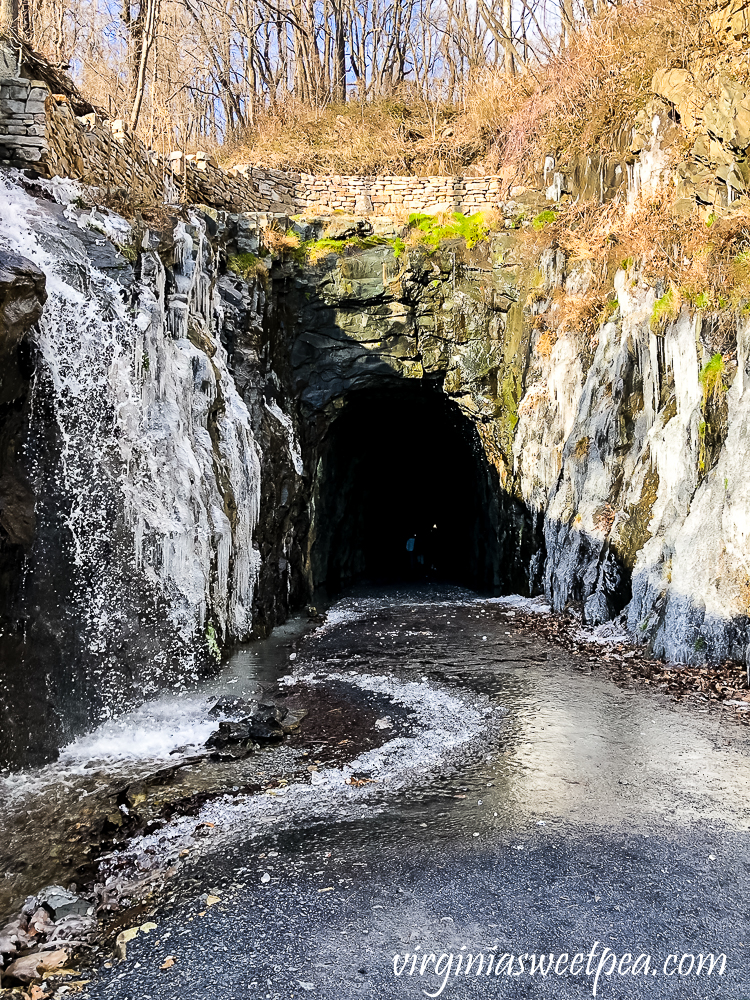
<box><xmin>129</xmin><ymin>0</ymin><xmax>160</xmax><ymax>131</ymax></box>
<box><xmin>0</xmin><ymin>0</ymin><xmax>19</xmax><ymax>36</ymax></box>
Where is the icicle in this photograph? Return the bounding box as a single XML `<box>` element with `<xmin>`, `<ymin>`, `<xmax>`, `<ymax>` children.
<box><xmin>0</xmin><ymin>174</ymin><xmax>263</xmax><ymax>688</ymax></box>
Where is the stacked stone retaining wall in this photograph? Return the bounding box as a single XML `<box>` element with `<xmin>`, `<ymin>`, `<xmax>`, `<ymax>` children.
<box><xmin>0</xmin><ymin>77</ymin><xmax>47</xmax><ymax>168</ymax></box>
<box><xmin>0</xmin><ymin>69</ymin><xmax>511</xmax><ymax>215</ymax></box>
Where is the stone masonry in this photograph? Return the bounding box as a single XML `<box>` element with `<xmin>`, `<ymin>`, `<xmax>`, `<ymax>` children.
<box><xmin>0</xmin><ymin>63</ymin><xmax>513</xmax><ymax>216</ymax></box>
<box><xmin>0</xmin><ymin>76</ymin><xmax>47</xmax><ymax>167</ymax></box>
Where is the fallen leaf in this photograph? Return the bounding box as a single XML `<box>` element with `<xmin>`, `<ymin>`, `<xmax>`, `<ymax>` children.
<box><xmin>38</xmin><ymin>950</ymin><xmax>68</xmax><ymax>973</ymax></box>
<box><xmin>115</xmin><ymin>926</ymin><xmax>140</xmax><ymax>960</ymax></box>
<box><xmin>205</xmin><ymin>895</ymin><xmax>220</xmax><ymax>906</ymax></box>
<box><xmin>160</xmin><ymin>956</ymin><xmax>176</xmax><ymax>970</ymax></box>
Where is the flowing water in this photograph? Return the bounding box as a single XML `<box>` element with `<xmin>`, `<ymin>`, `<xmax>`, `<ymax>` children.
<box><xmin>0</xmin><ymin>615</ymin><xmax>311</xmax><ymax>920</ymax></box>
<box><xmin>0</xmin><ymin>173</ymin><xmax>265</xmax><ymax>760</ymax></box>
<box><xmin>70</xmin><ymin>584</ymin><xmax>750</xmax><ymax>999</ymax></box>
<box><xmin>4</xmin><ymin>587</ymin><xmax>750</xmax><ymax>992</ymax></box>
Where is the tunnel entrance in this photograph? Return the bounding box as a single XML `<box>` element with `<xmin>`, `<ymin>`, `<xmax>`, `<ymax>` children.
<box><xmin>310</xmin><ymin>383</ymin><xmax>501</xmax><ymax>593</ymax></box>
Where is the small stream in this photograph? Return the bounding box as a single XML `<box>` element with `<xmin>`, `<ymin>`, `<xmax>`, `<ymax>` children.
<box><xmin>0</xmin><ymin>616</ymin><xmax>312</xmax><ymax>920</ymax></box>
<box><xmin>3</xmin><ymin>585</ymin><xmax>750</xmax><ymax>997</ymax></box>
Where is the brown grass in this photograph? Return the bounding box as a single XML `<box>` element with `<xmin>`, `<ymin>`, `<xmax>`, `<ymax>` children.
<box><xmin>219</xmin><ymin>95</ymin><xmax>472</xmax><ymax>176</ymax></box>
<box><xmin>522</xmin><ymin>197</ymin><xmax>750</xmax><ymax>317</ymax></box>
<box><xmin>210</xmin><ymin>0</ymin><xmax>720</xmax><ymax>180</ymax></box>
<box><xmin>536</xmin><ymin>329</ymin><xmax>558</xmax><ymax>358</ymax></box>
<box><xmin>262</xmin><ymin>223</ymin><xmax>302</xmax><ymax>255</ymax></box>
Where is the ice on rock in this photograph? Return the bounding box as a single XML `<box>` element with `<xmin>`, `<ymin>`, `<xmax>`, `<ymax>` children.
<box><xmin>0</xmin><ymin>174</ymin><xmax>262</xmax><ymax>694</ymax></box>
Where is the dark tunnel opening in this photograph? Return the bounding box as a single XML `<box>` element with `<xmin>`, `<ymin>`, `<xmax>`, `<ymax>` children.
<box><xmin>310</xmin><ymin>383</ymin><xmax>501</xmax><ymax>594</ymax></box>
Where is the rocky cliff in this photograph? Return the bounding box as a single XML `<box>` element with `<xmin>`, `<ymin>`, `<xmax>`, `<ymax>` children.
<box><xmin>2</xmin><ymin>139</ymin><xmax>750</xmax><ymax>765</ymax></box>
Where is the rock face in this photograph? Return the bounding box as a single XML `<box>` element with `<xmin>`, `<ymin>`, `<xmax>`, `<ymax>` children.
<box><xmin>0</xmin><ymin>248</ymin><xmax>47</xmax><ymax>766</ymax></box>
<box><xmin>0</xmin><ymin>249</ymin><xmax>45</xmax><ymax>547</ymax></box>
<box><xmin>3</xmin><ymin>171</ymin><xmax>750</xmax><ymax>767</ymax></box>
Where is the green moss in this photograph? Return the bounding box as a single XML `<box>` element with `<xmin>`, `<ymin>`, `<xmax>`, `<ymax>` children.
<box><xmin>650</xmin><ymin>287</ymin><xmax>679</xmax><ymax>334</ymax></box>
<box><xmin>227</xmin><ymin>252</ymin><xmax>261</xmax><ymax>279</ymax></box>
<box><xmin>408</xmin><ymin>211</ymin><xmax>490</xmax><ymax>249</ymax></box>
<box><xmin>699</xmin><ymin>352</ymin><xmax>726</xmax><ymax>408</ymax></box>
<box><xmin>120</xmin><ymin>243</ymin><xmax>138</xmax><ymax>264</ymax></box>
<box><xmin>302</xmin><ymin>234</ymin><xmax>397</xmax><ymax>264</ymax></box>
<box><xmin>501</xmin><ymin>372</ymin><xmax>520</xmax><ymax>431</ymax></box>
<box><xmin>531</xmin><ymin>210</ymin><xmax>556</xmax><ymax>231</ymax></box>
<box><xmin>689</xmin><ymin>290</ymin><xmax>710</xmax><ymax>309</ymax></box>
<box><xmin>205</xmin><ymin>620</ymin><xmax>221</xmax><ymax>662</ymax></box>
<box><xmin>597</xmin><ymin>298</ymin><xmax>619</xmax><ymax>325</ymax></box>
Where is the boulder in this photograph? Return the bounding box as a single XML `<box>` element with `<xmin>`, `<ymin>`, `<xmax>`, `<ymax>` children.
<box><xmin>652</xmin><ymin>69</ymin><xmax>702</xmax><ymax>129</ymax></box>
<box><xmin>583</xmin><ymin>591</ymin><xmax>614</xmax><ymax>626</ymax></box>
<box><xmin>323</xmin><ymin>216</ymin><xmax>372</xmax><ymax>240</ymax></box>
<box><xmin>708</xmin><ymin>0</ymin><xmax>750</xmax><ymax>38</ymax></box>
<box><xmin>38</xmin><ymin>885</ymin><xmax>92</xmax><ymax>921</ymax></box>
<box><xmin>3</xmin><ymin>949</ymin><xmax>67</xmax><ymax>984</ymax></box>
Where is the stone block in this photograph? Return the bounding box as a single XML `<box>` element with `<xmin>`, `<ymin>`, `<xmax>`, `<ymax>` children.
<box><xmin>0</xmin><ymin>134</ymin><xmax>46</xmax><ymax>147</ymax></box>
<box><xmin>14</xmin><ymin>144</ymin><xmax>43</xmax><ymax>162</ymax></box>
<box><xmin>0</xmin><ymin>83</ymin><xmax>30</xmax><ymax>101</ymax></box>
<box><xmin>0</xmin><ymin>98</ymin><xmax>26</xmax><ymax>114</ymax></box>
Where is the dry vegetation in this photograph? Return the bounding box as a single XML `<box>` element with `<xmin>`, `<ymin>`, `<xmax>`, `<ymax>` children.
<box><xmin>10</xmin><ymin>0</ymin><xmax>730</xmax><ymax>177</ymax></box>
<box><xmin>522</xmin><ymin>197</ymin><xmax>750</xmax><ymax>331</ymax></box>
<box><xmin>217</xmin><ymin>0</ymin><xmax>718</xmax><ymax>177</ymax></box>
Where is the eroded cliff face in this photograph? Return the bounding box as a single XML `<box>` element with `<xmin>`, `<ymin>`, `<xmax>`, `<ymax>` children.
<box><xmin>237</xmin><ymin>203</ymin><xmax>750</xmax><ymax>670</ymax></box>
<box><xmin>2</xmin><ymin>165</ymin><xmax>750</xmax><ymax>765</ymax></box>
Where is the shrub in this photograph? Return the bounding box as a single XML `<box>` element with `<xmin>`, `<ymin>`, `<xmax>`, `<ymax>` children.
<box><xmin>532</xmin><ymin>210</ymin><xmax>556</xmax><ymax>232</ymax></box>
<box><xmin>699</xmin><ymin>353</ymin><xmax>726</xmax><ymax>409</ymax></box>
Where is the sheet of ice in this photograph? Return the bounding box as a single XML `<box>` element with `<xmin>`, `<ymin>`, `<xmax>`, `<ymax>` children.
<box><xmin>0</xmin><ymin>173</ymin><xmax>262</xmax><ymax>703</ymax></box>
<box><xmin>320</xmin><ymin>587</ymin><xmax>479</xmax><ymax>630</ymax></box>
<box><xmin>265</xmin><ymin>399</ymin><xmax>304</xmax><ymax>475</ymax></box>
<box><xmin>482</xmin><ymin>594</ymin><xmax>553</xmax><ymax>614</ymax></box>
<box><xmin>109</xmin><ymin>670</ymin><xmax>499</xmax><ymax>868</ymax></box>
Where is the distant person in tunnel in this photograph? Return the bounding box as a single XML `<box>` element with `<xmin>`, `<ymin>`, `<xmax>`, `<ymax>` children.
<box><xmin>415</xmin><ymin>534</ymin><xmax>425</xmax><ymax>576</ymax></box>
<box><xmin>406</xmin><ymin>534</ymin><xmax>416</xmax><ymax>574</ymax></box>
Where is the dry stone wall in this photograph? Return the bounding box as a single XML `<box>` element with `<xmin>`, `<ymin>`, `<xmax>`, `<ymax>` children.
<box><xmin>0</xmin><ymin>77</ymin><xmax>47</xmax><ymax>168</ymax></box>
<box><xmin>0</xmin><ymin>69</ymin><xmax>511</xmax><ymax>217</ymax></box>
<box><xmin>294</xmin><ymin>172</ymin><xmax>505</xmax><ymax>214</ymax></box>
<box><xmin>45</xmin><ymin>98</ymin><xmax>163</xmax><ymax>204</ymax></box>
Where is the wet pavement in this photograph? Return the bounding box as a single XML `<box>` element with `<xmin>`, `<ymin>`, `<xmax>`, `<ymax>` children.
<box><xmin>7</xmin><ymin>586</ymin><xmax>750</xmax><ymax>998</ymax></box>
